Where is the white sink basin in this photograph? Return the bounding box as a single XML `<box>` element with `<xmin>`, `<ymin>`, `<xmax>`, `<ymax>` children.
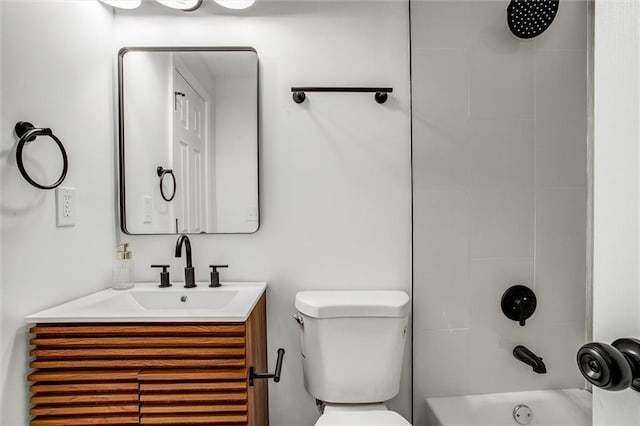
<box><xmin>26</xmin><ymin>282</ymin><xmax>266</xmax><ymax>323</ymax></box>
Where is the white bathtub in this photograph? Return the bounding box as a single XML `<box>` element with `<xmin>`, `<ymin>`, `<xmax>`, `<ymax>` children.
<box><xmin>425</xmin><ymin>389</ymin><xmax>591</xmax><ymax>426</ymax></box>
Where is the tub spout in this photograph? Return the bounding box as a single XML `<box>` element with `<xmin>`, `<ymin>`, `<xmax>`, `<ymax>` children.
<box><xmin>513</xmin><ymin>345</ymin><xmax>546</xmax><ymax>374</ymax></box>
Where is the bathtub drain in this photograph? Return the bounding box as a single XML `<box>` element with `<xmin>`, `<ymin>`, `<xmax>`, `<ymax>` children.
<box><xmin>513</xmin><ymin>404</ymin><xmax>533</xmax><ymax>425</ymax></box>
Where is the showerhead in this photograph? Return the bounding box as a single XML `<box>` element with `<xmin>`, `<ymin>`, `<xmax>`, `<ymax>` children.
<box><xmin>507</xmin><ymin>0</ymin><xmax>559</xmax><ymax>39</ymax></box>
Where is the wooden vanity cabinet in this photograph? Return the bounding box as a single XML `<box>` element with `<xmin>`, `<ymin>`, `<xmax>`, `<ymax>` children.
<box><xmin>28</xmin><ymin>295</ymin><xmax>268</xmax><ymax>426</ymax></box>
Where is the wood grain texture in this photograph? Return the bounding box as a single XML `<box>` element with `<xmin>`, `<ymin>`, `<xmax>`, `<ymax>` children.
<box><xmin>140</xmin><ymin>392</ymin><xmax>247</xmax><ymax>403</ymax></box>
<box><xmin>30</xmin><ymin>403</ymin><xmax>139</xmax><ymax>416</ymax></box>
<box><xmin>30</xmin><ymin>323</ymin><xmax>245</xmax><ymax>336</ymax></box>
<box><xmin>140</xmin><ymin>404</ymin><xmax>247</xmax><ymax>414</ymax></box>
<box><xmin>31</xmin><ymin>382</ymin><xmax>139</xmax><ymax>393</ymax></box>
<box><xmin>138</xmin><ymin>368</ymin><xmax>247</xmax><ymax>381</ymax></box>
<box><xmin>140</xmin><ymin>381</ymin><xmax>246</xmax><ymax>392</ymax></box>
<box><xmin>31</xmin><ymin>347</ymin><xmax>245</xmax><ymax>358</ymax></box>
<box><xmin>29</xmin><ymin>310</ymin><xmax>268</xmax><ymax>426</ymax></box>
<box><xmin>31</xmin><ymin>393</ymin><xmax>138</xmax><ymax>404</ymax></box>
<box><xmin>31</xmin><ymin>415</ymin><xmax>139</xmax><ymax>425</ymax></box>
<box><xmin>28</xmin><ymin>370</ymin><xmax>139</xmax><ymax>382</ymax></box>
<box><xmin>31</xmin><ymin>336</ymin><xmax>245</xmax><ymax>347</ymax></box>
<box><xmin>140</xmin><ymin>414</ymin><xmax>248</xmax><ymax>424</ymax></box>
<box><xmin>31</xmin><ymin>357</ymin><xmax>245</xmax><ymax>369</ymax></box>
<box><xmin>246</xmin><ymin>295</ymin><xmax>269</xmax><ymax>426</ymax></box>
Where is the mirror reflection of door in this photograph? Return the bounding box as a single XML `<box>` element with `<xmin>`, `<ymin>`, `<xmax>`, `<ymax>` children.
<box><xmin>173</xmin><ymin>70</ymin><xmax>207</xmax><ymax>233</ymax></box>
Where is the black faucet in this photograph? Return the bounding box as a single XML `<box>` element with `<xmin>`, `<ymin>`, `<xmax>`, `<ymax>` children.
<box><xmin>513</xmin><ymin>345</ymin><xmax>546</xmax><ymax>374</ymax></box>
<box><xmin>175</xmin><ymin>234</ymin><xmax>196</xmax><ymax>288</ymax></box>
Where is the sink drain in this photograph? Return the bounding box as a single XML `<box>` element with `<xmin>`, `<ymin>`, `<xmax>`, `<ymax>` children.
<box><xmin>180</xmin><ymin>296</ymin><xmax>188</xmax><ymax>302</ymax></box>
<box><xmin>513</xmin><ymin>404</ymin><xmax>533</xmax><ymax>425</ymax></box>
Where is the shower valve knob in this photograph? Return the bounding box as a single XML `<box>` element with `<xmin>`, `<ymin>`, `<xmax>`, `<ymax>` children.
<box><xmin>501</xmin><ymin>285</ymin><xmax>537</xmax><ymax>326</ymax></box>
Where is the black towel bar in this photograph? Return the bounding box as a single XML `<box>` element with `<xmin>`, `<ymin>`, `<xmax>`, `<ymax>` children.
<box><xmin>291</xmin><ymin>87</ymin><xmax>393</xmax><ymax>104</ymax></box>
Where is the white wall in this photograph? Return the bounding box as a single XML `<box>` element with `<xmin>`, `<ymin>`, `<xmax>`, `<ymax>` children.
<box><xmin>0</xmin><ymin>1</ymin><xmax>115</xmax><ymax>425</ymax></box>
<box><xmin>214</xmin><ymin>74</ymin><xmax>258</xmax><ymax>231</ymax></box>
<box><xmin>592</xmin><ymin>0</ymin><xmax>640</xmax><ymax>424</ymax></box>
<box><xmin>411</xmin><ymin>1</ymin><xmax>589</xmax><ymax>424</ymax></box>
<box><xmin>115</xmin><ymin>2</ymin><xmax>411</xmax><ymax>425</ymax></box>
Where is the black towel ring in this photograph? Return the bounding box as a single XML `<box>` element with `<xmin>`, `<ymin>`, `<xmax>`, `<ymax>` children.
<box><xmin>14</xmin><ymin>121</ymin><xmax>68</xmax><ymax>190</ymax></box>
<box><xmin>157</xmin><ymin>166</ymin><xmax>176</xmax><ymax>202</ymax></box>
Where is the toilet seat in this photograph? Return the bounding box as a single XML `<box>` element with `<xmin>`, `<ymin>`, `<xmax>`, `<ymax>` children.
<box><xmin>315</xmin><ymin>404</ymin><xmax>411</xmax><ymax>426</ymax></box>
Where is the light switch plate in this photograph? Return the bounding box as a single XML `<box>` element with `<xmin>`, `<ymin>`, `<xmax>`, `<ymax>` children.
<box><xmin>247</xmin><ymin>207</ymin><xmax>259</xmax><ymax>222</ymax></box>
<box><xmin>55</xmin><ymin>187</ymin><xmax>76</xmax><ymax>227</ymax></box>
<box><xmin>143</xmin><ymin>196</ymin><xmax>153</xmax><ymax>223</ymax></box>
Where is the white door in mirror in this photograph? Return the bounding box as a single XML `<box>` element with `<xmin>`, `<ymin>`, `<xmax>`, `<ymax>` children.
<box><xmin>55</xmin><ymin>186</ymin><xmax>76</xmax><ymax>227</ymax></box>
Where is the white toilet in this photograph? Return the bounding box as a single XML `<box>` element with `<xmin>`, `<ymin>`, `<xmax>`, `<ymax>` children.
<box><xmin>294</xmin><ymin>290</ymin><xmax>412</xmax><ymax>426</ymax></box>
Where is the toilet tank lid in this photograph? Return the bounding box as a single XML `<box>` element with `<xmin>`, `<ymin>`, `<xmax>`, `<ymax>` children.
<box><xmin>295</xmin><ymin>291</ymin><xmax>409</xmax><ymax>318</ymax></box>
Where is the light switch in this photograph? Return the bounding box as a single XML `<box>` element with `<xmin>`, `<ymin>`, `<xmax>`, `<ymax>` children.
<box><xmin>143</xmin><ymin>196</ymin><xmax>153</xmax><ymax>223</ymax></box>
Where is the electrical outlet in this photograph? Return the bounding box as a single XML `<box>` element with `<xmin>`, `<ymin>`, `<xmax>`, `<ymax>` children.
<box><xmin>143</xmin><ymin>196</ymin><xmax>153</xmax><ymax>223</ymax></box>
<box><xmin>55</xmin><ymin>187</ymin><xmax>76</xmax><ymax>227</ymax></box>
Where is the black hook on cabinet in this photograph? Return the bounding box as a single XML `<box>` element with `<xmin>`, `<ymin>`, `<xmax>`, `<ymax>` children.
<box><xmin>157</xmin><ymin>166</ymin><xmax>176</xmax><ymax>202</ymax></box>
<box><xmin>14</xmin><ymin>121</ymin><xmax>68</xmax><ymax>190</ymax></box>
<box><xmin>250</xmin><ymin>348</ymin><xmax>285</xmax><ymax>386</ymax></box>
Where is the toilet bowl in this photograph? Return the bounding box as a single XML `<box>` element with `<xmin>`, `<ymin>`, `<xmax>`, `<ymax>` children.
<box><xmin>294</xmin><ymin>290</ymin><xmax>411</xmax><ymax>426</ymax></box>
<box><xmin>315</xmin><ymin>404</ymin><xmax>411</xmax><ymax>426</ymax></box>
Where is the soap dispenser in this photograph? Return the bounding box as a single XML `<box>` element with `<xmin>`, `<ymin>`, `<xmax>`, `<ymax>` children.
<box><xmin>112</xmin><ymin>243</ymin><xmax>134</xmax><ymax>290</ymax></box>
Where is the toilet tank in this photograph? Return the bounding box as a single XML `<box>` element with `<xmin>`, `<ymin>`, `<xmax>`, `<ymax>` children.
<box><xmin>294</xmin><ymin>290</ymin><xmax>409</xmax><ymax>403</ymax></box>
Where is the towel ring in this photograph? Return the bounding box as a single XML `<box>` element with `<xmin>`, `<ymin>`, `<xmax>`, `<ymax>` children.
<box><xmin>15</xmin><ymin>121</ymin><xmax>68</xmax><ymax>190</ymax></box>
<box><xmin>157</xmin><ymin>166</ymin><xmax>176</xmax><ymax>202</ymax></box>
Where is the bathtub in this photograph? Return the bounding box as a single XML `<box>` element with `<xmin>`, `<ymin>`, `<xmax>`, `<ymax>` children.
<box><xmin>425</xmin><ymin>389</ymin><xmax>591</xmax><ymax>426</ymax></box>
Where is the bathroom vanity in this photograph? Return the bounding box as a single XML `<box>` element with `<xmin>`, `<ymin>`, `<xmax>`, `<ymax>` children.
<box><xmin>26</xmin><ymin>283</ymin><xmax>268</xmax><ymax>426</ymax></box>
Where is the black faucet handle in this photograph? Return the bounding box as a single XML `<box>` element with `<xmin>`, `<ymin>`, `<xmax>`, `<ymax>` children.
<box><xmin>151</xmin><ymin>264</ymin><xmax>172</xmax><ymax>288</ymax></box>
<box><xmin>209</xmin><ymin>265</ymin><xmax>229</xmax><ymax>270</ymax></box>
<box><xmin>209</xmin><ymin>265</ymin><xmax>228</xmax><ymax>288</ymax></box>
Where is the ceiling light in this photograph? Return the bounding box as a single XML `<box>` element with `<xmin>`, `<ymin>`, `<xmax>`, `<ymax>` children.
<box><xmin>98</xmin><ymin>0</ymin><xmax>141</xmax><ymax>9</ymax></box>
<box><xmin>213</xmin><ymin>0</ymin><xmax>255</xmax><ymax>10</ymax></box>
<box><xmin>156</xmin><ymin>0</ymin><xmax>203</xmax><ymax>11</ymax></box>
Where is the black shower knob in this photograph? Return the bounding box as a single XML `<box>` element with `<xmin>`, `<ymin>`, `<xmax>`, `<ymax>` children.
<box><xmin>501</xmin><ymin>285</ymin><xmax>537</xmax><ymax>326</ymax></box>
<box><xmin>577</xmin><ymin>338</ymin><xmax>640</xmax><ymax>392</ymax></box>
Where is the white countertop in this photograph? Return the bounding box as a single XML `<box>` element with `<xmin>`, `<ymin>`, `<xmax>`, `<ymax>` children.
<box><xmin>26</xmin><ymin>282</ymin><xmax>267</xmax><ymax>323</ymax></box>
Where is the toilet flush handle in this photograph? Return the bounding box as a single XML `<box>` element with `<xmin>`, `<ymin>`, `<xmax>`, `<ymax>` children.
<box><xmin>292</xmin><ymin>313</ymin><xmax>304</xmax><ymax>325</ymax></box>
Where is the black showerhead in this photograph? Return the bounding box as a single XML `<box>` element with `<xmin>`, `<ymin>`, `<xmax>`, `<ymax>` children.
<box><xmin>507</xmin><ymin>0</ymin><xmax>559</xmax><ymax>39</ymax></box>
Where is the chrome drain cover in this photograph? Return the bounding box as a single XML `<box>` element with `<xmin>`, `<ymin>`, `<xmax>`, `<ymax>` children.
<box><xmin>513</xmin><ymin>404</ymin><xmax>533</xmax><ymax>425</ymax></box>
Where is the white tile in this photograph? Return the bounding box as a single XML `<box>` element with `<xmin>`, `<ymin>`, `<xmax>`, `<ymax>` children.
<box><xmin>469</xmin><ymin>258</ymin><xmax>534</xmax><ymax>330</ymax></box>
<box><xmin>536</xmin><ymin>117</ymin><xmax>588</xmax><ymax>188</ymax></box>
<box><xmin>468</xmin><ymin>1</ymin><xmax>535</xmax><ymax>119</ymax></box>
<box><xmin>469</xmin><ymin>187</ymin><xmax>535</xmax><ymax>259</ymax></box>
<box><xmin>534</xmin><ymin>321</ymin><xmax>586</xmax><ymax>389</ymax></box>
<box><xmin>535</xmin><ymin>0</ymin><xmax>589</xmax><ymax>51</ymax></box>
<box><xmin>470</xmin><ymin>119</ymin><xmax>535</xmax><ymax>189</ymax></box>
<box><xmin>468</xmin><ymin>120</ymin><xmax>535</xmax><ymax>258</ymax></box>
<box><xmin>413</xmin><ymin>118</ymin><xmax>469</xmax><ymax>191</ymax></box>
<box><xmin>414</xmin><ymin>189</ymin><xmax>470</xmax><ymax>330</ymax></box>
<box><xmin>413</xmin><ymin>329</ymin><xmax>470</xmax><ymax>398</ymax></box>
<box><xmin>466</xmin><ymin>324</ymin><xmax>546</xmax><ymax>394</ymax></box>
<box><xmin>535</xmin><ymin>50</ymin><xmax>588</xmax><ymax>123</ymax></box>
<box><xmin>412</xmin><ymin>48</ymin><xmax>468</xmax><ymax>120</ymax></box>
<box><xmin>535</xmin><ymin>188</ymin><xmax>587</xmax><ymax>324</ymax></box>
<box><xmin>411</xmin><ymin>1</ymin><xmax>468</xmax><ymax>49</ymax></box>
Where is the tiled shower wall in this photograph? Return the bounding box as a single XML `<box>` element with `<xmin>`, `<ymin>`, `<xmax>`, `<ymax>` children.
<box><xmin>411</xmin><ymin>1</ymin><xmax>589</xmax><ymax>424</ymax></box>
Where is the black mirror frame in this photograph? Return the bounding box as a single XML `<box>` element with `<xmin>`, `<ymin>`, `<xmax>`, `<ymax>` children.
<box><xmin>117</xmin><ymin>46</ymin><xmax>260</xmax><ymax>235</ymax></box>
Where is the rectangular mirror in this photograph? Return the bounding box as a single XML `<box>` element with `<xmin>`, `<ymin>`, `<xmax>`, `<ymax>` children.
<box><xmin>118</xmin><ymin>47</ymin><xmax>259</xmax><ymax>234</ymax></box>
